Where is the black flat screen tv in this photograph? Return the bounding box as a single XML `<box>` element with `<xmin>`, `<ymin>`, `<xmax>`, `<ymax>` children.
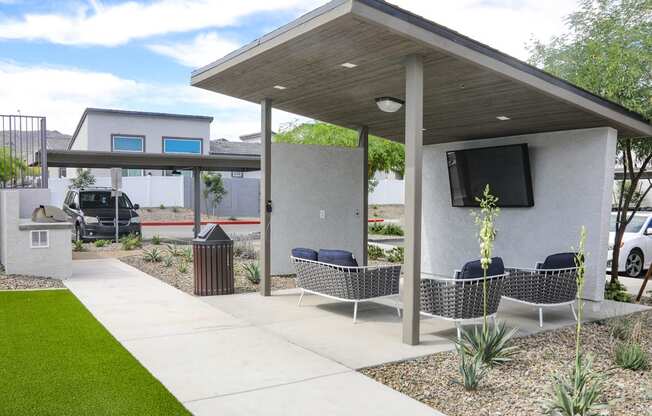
<box><xmin>446</xmin><ymin>143</ymin><xmax>534</xmax><ymax>207</ymax></box>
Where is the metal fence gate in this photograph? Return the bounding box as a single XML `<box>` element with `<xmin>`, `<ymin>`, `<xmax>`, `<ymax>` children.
<box><xmin>0</xmin><ymin>114</ymin><xmax>47</xmax><ymax>188</ymax></box>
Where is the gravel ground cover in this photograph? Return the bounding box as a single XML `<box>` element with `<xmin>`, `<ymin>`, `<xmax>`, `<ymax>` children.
<box><xmin>0</xmin><ymin>267</ymin><xmax>64</xmax><ymax>290</ymax></box>
<box><xmin>361</xmin><ymin>308</ymin><xmax>652</xmax><ymax>416</ymax></box>
<box><xmin>120</xmin><ymin>253</ymin><xmax>296</xmax><ymax>294</ymax></box>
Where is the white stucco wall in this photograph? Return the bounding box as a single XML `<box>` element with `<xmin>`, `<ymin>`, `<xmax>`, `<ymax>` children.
<box><xmin>270</xmin><ymin>143</ymin><xmax>364</xmax><ymax>275</ymax></box>
<box><xmin>69</xmin><ymin>112</ymin><xmax>210</xmax><ymax>177</ymax></box>
<box><xmin>422</xmin><ymin>127</ymin><xmax>617</xmax><ymax>301</ymax></box>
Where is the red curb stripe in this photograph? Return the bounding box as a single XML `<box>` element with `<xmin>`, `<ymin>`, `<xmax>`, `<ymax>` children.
<box><xmin>142</xmin><ymin>218</ymin><xmax>385</xmax><ymax>226</ymax></box>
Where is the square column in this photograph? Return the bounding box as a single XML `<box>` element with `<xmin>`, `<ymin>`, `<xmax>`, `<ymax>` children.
<box><xmin>193</xmin><ymin>167</ymin><xmax>201</xmax><ymax>238</ymax></box>
<box><xmin>358</xmin><ymin>126</ymin><xmax>369</xmax><ymax>266</ymax></box>
<box><xmin>260</xmin><ymin>99</ymin><xmax>272</xmax><ymax>296</ymax></box>
<box><xmin>402</xmin><ymin>55</ymin><xmax>424</xmax><ymax>345</ymax></box>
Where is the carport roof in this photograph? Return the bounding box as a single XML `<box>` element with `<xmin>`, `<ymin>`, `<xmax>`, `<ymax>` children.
<box><xmin>191</xmin><ymin>0</ymin><xmax>652</xmax><ymax>144</ymax></box>
<box><xmin>40</xmin><ymin>149</ymin><xmax>260</xmax><ymax>172</ymax></box>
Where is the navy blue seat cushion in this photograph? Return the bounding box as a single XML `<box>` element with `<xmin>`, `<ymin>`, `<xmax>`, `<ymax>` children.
<box><xmin>318</xmin><ymin>249</ymin><xmax>358</xmax><ymax>267</ymax></box>
<box><xmin>292</xmin><ymin>247</ymin><xmax>318</xmax><ymax>261</ymax></box>
<box><xmin>459</xmin><ymin>257</ymin><xmax>505</xmax><ymax>279</ymax></box>
<box><xmin>539</xmin><ymin>252</ymin><xmax>577</xmax><ymax>270</ymax></box>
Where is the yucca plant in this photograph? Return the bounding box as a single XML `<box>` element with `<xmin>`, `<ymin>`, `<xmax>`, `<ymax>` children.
<box><xmin>181</xmin><ymin>247</ymin><xmax>193</xmax><ymax>262</ymax></box>
<box><xmin>151</xmin><ymin>234</ymin><xmax>162</xmax><ymax>245</ymax></box>
<box><xmin>142</xmin><ymin>247</ymin><xmax>163</xmax><ymax>263</ymax></box>
<box><xmin>162</xmin><ymin>255</ymin><xmax>174</xmax><ymax>268</ymax></box>
<box><xmin>455</xmin><ymin>348</ymin><xmax>487</xmax><ymax>391</ymax></box>
<box><xmin>456</xmin><ymin>322</ymin><xmax>519</xmax><ymax>367</ymax></box>
<box><xmin>241</xmin><ymin>263</ymin><xmax>261</xmax><ymax>284</ymax></box>
<box><xmin>72</xmin><ymin>239</ymin><xmax>85</xmax><ymax>252</ymax></box>
<box><xmin>614</xmin><ymin>342</ymin><xmax>648</xmax><ymax>371</ymax></box>
<box><xmin>542</xmin><ymin>354</ymin><xmax>607</xmax><ymax>416</ymax></box>
<box><xmin>94</xmin><ymin>239</ymin><xmax>110</xmax><ymax>248</ymax></box>
<box><xmin>543</xmin><ymin>227</ymin><xmax>608</xmax><ymax>415</ymax></box>
<box><xmin>177</xmin><ymin>260</ymin><xmax>189</xmax><ymax>274</ymax></box>
<box><xmin>166</xmin><ymin>244</ymin><xmax>183</xmax><ymax>257</ymax></box>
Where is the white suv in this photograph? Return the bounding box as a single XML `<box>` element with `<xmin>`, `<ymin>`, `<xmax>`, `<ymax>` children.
<box><xmin>608</xmin><ymin>213</ymin><xmax>652</xmax><ymax>277</ymax></box>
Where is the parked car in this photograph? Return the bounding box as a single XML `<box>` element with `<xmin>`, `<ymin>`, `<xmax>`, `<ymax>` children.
<box><xmin>63</xmin><ymin>187</ymin><xmax>141</xmax><ymax>241</ymax></box>
<box><xmin>607</xmin><ymin>212</ymin><xmax>652</xmax><ymax>277</ymax></box>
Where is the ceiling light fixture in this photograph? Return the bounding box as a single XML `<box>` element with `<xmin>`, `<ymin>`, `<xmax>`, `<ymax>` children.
<box><xmin>341</xmin><ymin>62</ymin><xmax>358</xmax><ymax>68</ymax></box>
<box><xmin>273</xmin><ymin>85</ymin><xmax>287</xmax><ymax>90</ymax></box>
<box><xmin>496</xmin><ymin>115</ymin><xmax>511</xmax><ymax>121</ymax></box>
<box><xmin>375</xmin><ymin>97</ymin><xmax>404</xmax><ymax>113</ymax></box>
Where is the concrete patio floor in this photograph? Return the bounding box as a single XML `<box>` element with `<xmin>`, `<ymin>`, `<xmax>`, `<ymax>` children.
<box><xmin>64</xmin><ymin>259</ymin><xmax>442</xmax><ymax>416</ymax></box>
<box><xmin>202</xmin><ymin>284</ymin><xmax>650</xmax><ymax>370</ymax></box>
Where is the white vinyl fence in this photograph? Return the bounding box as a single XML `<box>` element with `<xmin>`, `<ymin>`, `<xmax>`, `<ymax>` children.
<box><xmin>369</xmin><ymin>179</ymin><xmax>404</xmax><ymax>205</ymax></box>
<box><xmin>49</xmin><ymin>176</ymin><xmax>185</xmax><ymax>208</ymax></box>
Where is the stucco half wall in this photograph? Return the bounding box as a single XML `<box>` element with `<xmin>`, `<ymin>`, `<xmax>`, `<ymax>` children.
<box><xmin>422</xmin><ymin>127</ymin><xmax>617</xmax><ymax>301</ymax></box>
<box><xmin>270</xmin><ymin>143</ymin><xmax>364</xmax><ymax>275</ymax></box>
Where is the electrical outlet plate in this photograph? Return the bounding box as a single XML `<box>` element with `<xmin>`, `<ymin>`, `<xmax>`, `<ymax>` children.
<box><xmin>319</xmin><ymin>209</ymin><xmax>326</xmax><ymax>219</ymax></box>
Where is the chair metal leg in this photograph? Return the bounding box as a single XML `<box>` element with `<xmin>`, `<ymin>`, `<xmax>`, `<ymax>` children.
<box><xmin>297</xmin><ymin>289</ymin><xmax>304</xmax><ymax>306</ymax></box>
<box><xmin>455</xmin><ymin>322</ymin><xmax>461</xmax><ymax>340</ymax></box>
<box><xmin>395</xmin><ymin>300</ymin><xmax>401</xmax><ymax>318</ymax></box>
<box><xmin>570</xmin><ymin>303</ymin><xmax>577</xmax><ymax>321</ymax></box>
<box><xmin>538</xmin><ymin>307</ymin><xmax>543</xmax><ymax>328</ymax></box>
<box><xmin>353</xmin><ymin>301</ymin><xmax>358</xmax><ymax>324</ymax></box>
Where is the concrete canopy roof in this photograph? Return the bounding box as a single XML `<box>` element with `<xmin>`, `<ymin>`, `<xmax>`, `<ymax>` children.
<box><xmin>191</xmin><ymin>0</ymin><xmax>652</xmax><ymax>145</ymax></box>
<box><xmin>41</xmin><ymin>149</ymin><xmax>260</xmax><ymax>172</ymax></box>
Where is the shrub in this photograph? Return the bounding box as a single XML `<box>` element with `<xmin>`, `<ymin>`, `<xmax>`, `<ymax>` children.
<box><xmin>151</xmin><ymin>234</ymin><xmax>162</xmax><ymax>245</ymax></box>
<box><xmin>382</xmin><ymin>223</ymin><xmax>404</xmax><ymax>236</ymax></box>
<box><xmin>456</xmin><ymin>322</ymin><xmax>519</xmax><ymax>367</ymax></box>
<box><xmin>614</xmin><ymin>342</ymin><xmax>648</xmax><ymax>371</ymax></box>
<box><xmin>177</xmin><ymin>260</ymin><xmax>188</xmax><ymax>274</ymax></box>
<box><xmin>368</xmin><ymin>244</ymin><xmax>384</xmax><ymax>260</ymax></box>
<box><xmin>162</xmin><ymin>255</ymin><xmax>174</xmax><ymax>268</ymax></box>
<box><xmin>455</xmin><ymin>349</ymin><xmax>487</xmax><ymax>391</ymax></box>
<box><xmin>72</xmin><ymin>240</ymin><xmax>85</xmax><ymax>252</ymax></box>
<box><xmin>172</xmin><ymin>207</ymin><xmax>180</xmax><ymax>213</ymax></box>
<box><xmin>94</xmin><ymin>239</ymin><xmax>110</xmax><ymax>248</ymax></box>
<box><xmin>181</xmin><ymin>247</ymin><xmax>193</xmax><ymax>262</ymax></box>
<box><xmin>241</xmin><ymin>263</ymin><xmax>261</xmax><ymax>284</ymax></box>
<box><xmin>542</xmin><ymin>355</ymin><xmax>607</xmax><ymax>416</ymax></box>
<box><xmin>159</xmin><ymin>204</ymin><xmax>165</xmax><ymax>210</ymax></box>
<box><xmin>120</xmin><ymin>234</ymin><xmax>142</xmax><ymax>251</ymax></box>
<box><xmin>142</xmin><ymin>248</ymin><xmax>163</xmax><ymax>263</ymax></box>
<box><xmin>608</xmin><ymin>318</ymin><xmax>633</xmax><ymax>342</ymax></box>
<box><xmin>386</xmin><ymin>247</ymin><xmax>404</xmax><ymax>263</ymax></box>
<box><xmin>604</xmin><ymin>280</ymin><xmax>632</xmax><ymax>303</ymax></box>
<box><xmin>228</xmin><ymin>216</ymin><xmax>238</xmax><ymax>221</ymax></box>
<box><xmin>368</xmin><ymin>223</ymin><xmax>385</xmax><ymax>234</ymax></box>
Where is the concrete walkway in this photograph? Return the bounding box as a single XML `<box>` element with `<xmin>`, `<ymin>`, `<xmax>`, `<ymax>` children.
<box><xmin>65</xmin><ymin>259</ymin><xmax>441</xmax><ymax>416</ymax></box>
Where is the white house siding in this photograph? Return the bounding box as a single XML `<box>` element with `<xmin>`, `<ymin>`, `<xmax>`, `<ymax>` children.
<box><xmin>421</xmin><ymin>127</ymin><xmax>617</xmax><ymax>302</ymax></box>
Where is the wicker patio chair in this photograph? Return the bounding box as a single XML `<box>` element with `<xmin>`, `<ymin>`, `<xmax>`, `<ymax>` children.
<box><xmin>504</xmin><ymin>253</ymin><xmax>579</xmax><ymax>328</ymax></box>
<box><xmin>290</xmin><ymin>256</ymin><xmax>402</xmax><ymax>323</ymax></box>
<box><xmin>420</xmin><ymin>271</ymin><xmax>507</xmax><ymax>339</ymax></box>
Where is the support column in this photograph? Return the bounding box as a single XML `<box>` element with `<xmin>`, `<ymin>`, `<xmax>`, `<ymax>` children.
<box><xmin>402</xmin><ymin>54</ymin><xmax>424</xmax><ymax>345</ymax></box>
<box><xmin>260</xmin><ymin>99</ymin><xmax>272</xmax><ymax>296</ymax></box>
<box><xmin>193</xmin><ymin>168</ymin><xmax>201</xmax><ymax>238</ymax></box>
<box><xmin>358</xmin><ymin>126</ymin><xmax>369</xmax><ymax>266</ymax></box>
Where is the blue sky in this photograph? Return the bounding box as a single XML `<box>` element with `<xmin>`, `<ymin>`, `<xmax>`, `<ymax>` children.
<box><xmin>0</xmin><ymin>0</ymin><xmax>577</xmax><ymax>139</ymax></box>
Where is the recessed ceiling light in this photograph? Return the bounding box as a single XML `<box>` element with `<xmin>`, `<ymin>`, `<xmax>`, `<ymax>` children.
<box><xmin>422</xmin><ymin>128</ymin><xmax>427</xmax><ymax>132</ymax></box>
<box><xmin>375</xmin><ymin>97</ymin><xmax>404</xmax><ymax>113</ymax></box>
<box><xmin>496</xmin><ymin>115</ymin><xmax>511</xmax><ymax>121</ymax></box>
<box><xmin>273</xmin><ymin>85</ymin><xmax>287</xmax><ymax>90</ymax></box>
<box><xmin>341</xmin><ymin>62</ymin><xmax>358</xmax><ymax>68</ymax></box>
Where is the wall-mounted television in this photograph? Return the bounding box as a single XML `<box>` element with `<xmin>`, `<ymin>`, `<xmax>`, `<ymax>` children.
<box><xmin>446</xmin><ymin>143</ymin><xmax>534</xmax><ymax>207</ymax></box>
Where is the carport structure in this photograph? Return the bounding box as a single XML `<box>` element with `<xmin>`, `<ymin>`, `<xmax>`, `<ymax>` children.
<box><xmin>41</xmin><ymin>149</ymin><xmax>260</xmax><ymax>237</ymax></box>
<box><xmin>191</xmin><ymin>0</ymin><xmax>652</xmax><ymax>345</ymax></box>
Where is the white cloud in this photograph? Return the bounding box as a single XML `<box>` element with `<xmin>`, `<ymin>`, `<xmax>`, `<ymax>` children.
<box><xmin>0</xmin><ymin>0</ymin><xmax>319</xmax><ymax>46</ymax></box>
<box><xmin>148</xmin><ymin>32</ymin><xmax>240</xmax><ymax>68</ymax></box>
<box><xmin>0</xmin><ymin>61</ymin><xmax>305</xmax><ymax>140</ymax></box>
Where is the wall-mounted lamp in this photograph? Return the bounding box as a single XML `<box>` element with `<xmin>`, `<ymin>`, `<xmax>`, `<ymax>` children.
<box><xmin>375</xmin><ymin>96</ymin><xmax>404</xmax><ymax>113</ymax></box>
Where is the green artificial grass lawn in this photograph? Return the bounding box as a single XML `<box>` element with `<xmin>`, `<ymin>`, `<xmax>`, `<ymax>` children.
<box><xmin>0</xmin><ymin>290</ymin><xmax>191</xmax><ymax>416</ymax></box>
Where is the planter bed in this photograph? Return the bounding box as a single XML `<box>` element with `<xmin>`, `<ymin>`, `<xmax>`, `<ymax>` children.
<box><xmin>361</xmin><ymin>306</ymin><xmax>652</xmax><ymax>416</ymax></box>
<box><xmin>0</xmin><ymin>267</ymin><xmax>64</xmax><ymax>290</ymax></box>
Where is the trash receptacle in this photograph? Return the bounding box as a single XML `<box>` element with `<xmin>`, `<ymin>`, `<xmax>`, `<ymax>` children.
<box><xmin>193</xmin><ymin>223</ymin><xmax>234</xmax><ymax>296</ymax></box>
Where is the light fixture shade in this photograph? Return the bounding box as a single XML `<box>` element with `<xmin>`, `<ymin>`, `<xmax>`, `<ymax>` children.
<box><xmin>375</xmin><ymin>97</ymin><xmax>404</xmax><ymax>113</ymax></box>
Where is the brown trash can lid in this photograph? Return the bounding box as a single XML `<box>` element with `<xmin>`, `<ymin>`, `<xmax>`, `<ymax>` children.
<box><xmin>193</xmin><ymin>223</ymin><xmax>232</xmax><ymax>245</ymax></box>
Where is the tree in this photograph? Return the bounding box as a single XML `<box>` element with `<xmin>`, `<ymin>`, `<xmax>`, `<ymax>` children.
<box><xmin>529</xmin><ymin>0</ymin><xmax>652</xmax><ymax>283</ymax></box>
<box><xmin>202</xmin><ymin>172</ymin><xmax>227</xmax><ymax>215</ymax></box>
<box><xmin>0</xmin><ymin>147</ymin><xmax>28</xmax><ymax>186</ymax></box>
<box><xmin>274</xmin><ymin>122</ymin><xmax>405</xmax><ymax>191</ymax></box>
<box><xmin>69</xmin><ymin>168</ymin><xmax>96</xmax><ymax>189</ymax></box>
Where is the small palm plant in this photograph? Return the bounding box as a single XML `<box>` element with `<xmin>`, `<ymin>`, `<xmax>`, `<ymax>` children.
<box><xmin>142</xmin><ymin>247</ymin><xmax>162</xmax><ymax>263</ymax></box>
<box><xmin>177</xmin><ymin>259</ymin><xmax>189</xmax><ymax>274</ymax></box>
<box><xmin>241</xmin><ymin>263</ymin><xmax>261</xmax><ymax>284</ymax></box>
<box><xmin>542</xmin><ymin>227</ymin><xmax>608</xmax><ymax>415</ymax></box>
<box><xmin>162</xmin><ymin>255</ymin><xmax>174</xmax><ymax>268</ymax></box>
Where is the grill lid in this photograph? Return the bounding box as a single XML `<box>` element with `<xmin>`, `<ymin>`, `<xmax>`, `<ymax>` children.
<box><xmin>31</xmin><ymin>205</ymin><xmax>68</xmax><ymax>223</ymax></box>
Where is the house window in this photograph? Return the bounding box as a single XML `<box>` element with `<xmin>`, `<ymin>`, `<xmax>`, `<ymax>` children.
<box><xmin>112</xmin><ymin>135</ymin><xmax>144</xmax><ymax>176</ymax></box>
<box><xmin>231</xmin><ymin>171</ymin><xmax>243</xmax><ymax>178</ymax></box>
<box><xmin>163</xmin><ymin>137</ymin><xmax>202</xmax><ymax>154</ymax></box>
<box><xmin>30</xmin><ymin>230</ymin><xmax>49</xmax><ymax>248</ymax></box>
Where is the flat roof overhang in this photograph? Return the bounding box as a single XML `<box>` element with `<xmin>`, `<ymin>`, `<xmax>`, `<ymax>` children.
<box><xmin>39</xmin><ymin>150</ymin><xmax>260</xmax><ymax>172</ymax></box>
<box><xmin>191</xmin><ymin>0</ymin><xmax>652</xmax><ymax>144</ymax></box>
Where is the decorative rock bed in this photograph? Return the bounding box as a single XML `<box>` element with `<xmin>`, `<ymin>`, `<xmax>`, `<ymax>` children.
<box><xmin>0</xmin><ymin>269</ymin><xmax>64</xmax><ymax>290</ymax></box>
<box><xmin>361</xmin><ymin>308</ymin><xmax>652</xmax><ymax>416</ymax></box>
